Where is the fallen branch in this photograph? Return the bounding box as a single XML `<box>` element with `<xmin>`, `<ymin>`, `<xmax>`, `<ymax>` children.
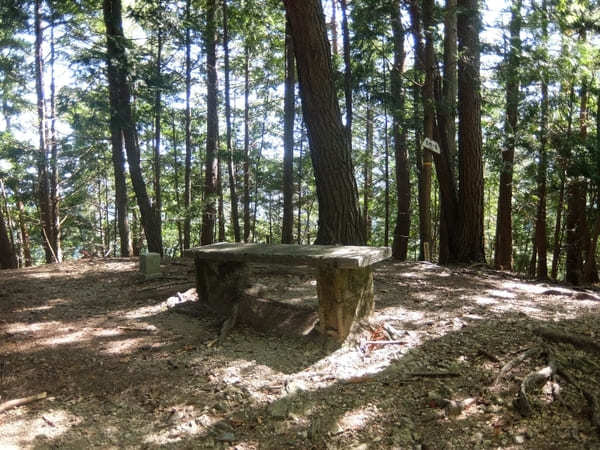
<box><xmin>494</xmin><ymin>347</ymin><xmax>541</xmax><ymax>387</ymax></box>
<box><xmin>535</xmin><ymin>326</ymin><xmax>600</xmax><ymax>354</ymax></box>
<box><xmin>117</xmin><ymin>326</ymin><xmax>156</xmax><ymax>333</ymax></box>
<box><xmin>363</xmin><ymin>340</ymin><xmax>406</xmax><ymax>346</ymax></box>
<box><xmin>0</xmin><ymin>392</ymin><xmax>47</xmax><ymax>413</ymax></box>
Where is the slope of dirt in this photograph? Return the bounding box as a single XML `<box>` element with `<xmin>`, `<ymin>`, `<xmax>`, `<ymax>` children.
<box><xmin>1</xmin><ymin>257</ymin><xmax>600</xmax><ymax>449</ymax></box>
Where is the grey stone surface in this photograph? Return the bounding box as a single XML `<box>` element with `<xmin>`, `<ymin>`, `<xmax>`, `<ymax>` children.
<box><xmin>140</xmin><ymin>252</ymin><xmax>161</xmax><ymax>277</ymax></box>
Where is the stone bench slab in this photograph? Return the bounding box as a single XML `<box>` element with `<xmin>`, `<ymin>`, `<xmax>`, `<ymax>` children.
<box><xmin>184</xmin><ymin>242</ymin><xmax>391</xmax><ymax>269</ymax></box>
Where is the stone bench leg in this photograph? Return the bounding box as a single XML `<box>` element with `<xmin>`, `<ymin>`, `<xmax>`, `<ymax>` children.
<box><xmin>316</xmin><ymin>266</ymin><xmax>374</xmax><ymax>341</ymax></box>
<box><xmin>195</xmin><ymin>258</ymin><xmax>248</xmax><ymax>317</ymax></box>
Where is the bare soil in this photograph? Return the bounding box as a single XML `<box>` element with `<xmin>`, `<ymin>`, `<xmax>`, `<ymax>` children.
<box><xmin>1</xmin><ymin>257</ymin><xmax>600</xmax><ymax>449</ymax></box>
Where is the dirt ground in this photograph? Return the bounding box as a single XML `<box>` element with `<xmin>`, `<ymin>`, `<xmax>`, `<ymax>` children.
<box><xmin>1</xmin><ymin>257</ymin><xmax>600</xmax><ymax>449</ymax></box>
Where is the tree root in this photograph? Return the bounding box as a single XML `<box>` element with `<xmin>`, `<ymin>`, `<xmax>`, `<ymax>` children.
<box><xmin>494</xmin><ymin>347</ymin><xmax>541</xmax><ymax>387</ymax></box>
<box><xmin>513</xmin><ymin>357</ymin><xmax>556</xmax><ymax>417</ymax></box>
<box><xmin>534</xmin><ymin>326</ymin><xmax>600</xmax><ymax>354</ymax></box>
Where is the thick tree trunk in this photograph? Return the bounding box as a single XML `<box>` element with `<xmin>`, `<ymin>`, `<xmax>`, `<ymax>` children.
<box><xmin>183</xmin><ymin>0</ymin><xmax>192</xmax><ymax>249</ymax></box>
<box><xmin>281</xmin><ymin>19</ymin><xmax>296</xmax><ymax>244</ymax></box>
<box><xmin>390</xmin><ymin>1</ymin><xmax>411</xmax><ymax>259</ymax></box>
<box><xmin>222</xmin><ymin>0</ymin><xmax>241</xmax><ymax>242</ymax></box>
<box><xmin>103</xmin><ymin>0</ymin><xmax>163</xmax><ymax>254</ymax></box>
<box><xmin>566</xmin><ymin>179</ymin><xmax>586</xmax><ymax>284</ymax></box>
<box><xmin>330</xmin><ymin>0</ymin><xmax>338</xmax><ymax>57</ymax></box>
<box><xmin>35</xmin><ymin>0</ymin><xmax>54</xmax><ymax>264</ymax></box>
<box><xmin>217</xmin><ymin>152</ymin><xmax>225</xmax><ymax>242</ymax></box>
<box><xmin>383</xmin><ymin>60</ymin><xmax>390</xmax><ymax>247</ymax></box>
<box><xmin>456</xmin><ymin>0</ymin><xmax>485</xmax><ymax>263</ymax></box>
<box><xmin>201</xmin><ymin>0</ymin><xmax>218</xmax><ymax>246</ymax></box>
<box><xmin>284</xmin><ymin>0</ymin><xmax>365</xmax><ymax>245</ymax></box>
<box><xmin>0</xmin><ymin>197</ymin><xmax>16</xmax><ymax>269</ymax></box>
<box><xmin>243</xmin><ymin>46</ymin><xmax>251</xmax><ymax>243</ymax></box>
<box><xmin>494</xmin><ymin>0</ymin><xmax>521</xmax><ymax>271</ymax></box>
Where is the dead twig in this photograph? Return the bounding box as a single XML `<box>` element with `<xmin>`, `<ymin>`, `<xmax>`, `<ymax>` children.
<box><xmin>0</xmin><ymin>392</ymin><xmax>47</xmax><ymax>413</ymax></box>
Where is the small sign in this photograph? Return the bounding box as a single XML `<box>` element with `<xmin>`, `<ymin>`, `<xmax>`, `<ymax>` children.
<box><xmin>422</xmin><ymin>137</ymin><xmax>440</xmax><ymax>154</ymax></box>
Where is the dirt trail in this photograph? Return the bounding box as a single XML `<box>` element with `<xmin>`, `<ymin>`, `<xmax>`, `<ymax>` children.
<box><xmin>1</xmin><ymin>258</ymin><xmax>599</xmax><ymax>449</ymax></box>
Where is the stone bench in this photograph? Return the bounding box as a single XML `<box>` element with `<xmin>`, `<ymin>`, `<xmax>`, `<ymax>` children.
<box><xmin>184</xmin><ymin>242</ymin><xmax>391</xmax><ymax>341</ymax></box>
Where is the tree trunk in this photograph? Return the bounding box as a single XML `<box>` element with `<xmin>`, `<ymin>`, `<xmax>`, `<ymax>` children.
<box><xmin>49</xmin><ymin>12</ymin><xmax>62</xmax><ymax>262</ymax></box>
<box><xmin>217</xmin><ymin>150</ymin><xmax>225</xmax><ymax>242</ymax></box>
<box><xmin>391</xmin><ymin>0</ymin><xmax>410</xmax><ymax>260</ymax></box>
<box><xmin>281</xmin><ymin>19</ymin><xmax>296</xmax><ymax>244</ymax></box>
<box><xmin>421</xmin><ymin>0</ymin><xmax>435</xmax><ymax>261</ymax></box>
<box><xmin>183</xmin><ymin>0</ymin><xmax>192</xmax><ymax>249</ymax></box>
<box><xmin>222</xmin><ymin>0</ymin><xmax>241</xmax><ymax>242</ymax></box>
<box><xmin>103</xmin><ymin>0</ymin><xmax>163</xmax><ymax>254</ymax></box>
<box><xmin>534</xmin><ymin>0</ymin><xmax>549</xmax><ymax>279</ymax></box>
<box><xmin>201</xmin><ymin>0</ymin><xmax>218</xmax><ymax>246</ymax></box>
<box><xmin>110</xmin><ymin>123</ymin><xmax>132</xmax><ymax>256</ymax></box>
<box><xmin>0</xmin><ymin>194</ymin><xmax>16</xmax><ymax>269</ymax></box>
<box><xmin>340</xmin><ymin>0</ymin><xmax>352</xmax><ymax>141</ymax></box>
<box><xmin>456</xmin><ymin>0</ymin><xmax>485</xmax><ymax>263</ymax></box>
<box><xmin>330</xmin><ymin>0</ymin><xmax>338</xmax><ymax>57</ymax></box>
<box><xmin>171</xmin><ymin>112</ymin><xmax>183</xmax><ymax>256</ymax></box>
<box><xmin>243</xmin><ymin>45</ymin><xmax>251</xmax><ymax>242</ymax></box>
<box><xmin>17</xmin><ymin>200</ymin><xmax>32</xmax><ymax>267</ymax></box>
<box><xmin>383</xmin><ymin>58</ymin><xmax>390</xmax><ymax>247</ymax></box>
<box><xmin>363</xmin><ymin>99</ymin><xmax>373</xmax><ymax>243</ymax></box>
<box><xmin>566</xmin><ymin>179</ymin><xmax>586</xmax><ymax>284</ymax></box>
<box><xmin>494</xmin><ymin>0</ymin><xmax>521</xmax><ymax>270</ymax></box>
<box><xmin>153</xmin><ymin>15</ymin><xmax>163</xmax><ymax>249</ymax></box>
<box><xmin>551</xmin><ymin>170</ymin><xmax>565</xmax><ymax>280</ymax></box>
<box><xmin>284</xmin><ymin>0</ymin><xmax>365</xmax><ymax>245</ymax></box>
<box><xmin>35</xmin><ymin>0</ymin><xmax>54</xmax><ymax>264</ymax></box>
<box><xmin>297</xmin><ymin>127</ymin><xmax>304</xmax><ymax>244</ymax></box>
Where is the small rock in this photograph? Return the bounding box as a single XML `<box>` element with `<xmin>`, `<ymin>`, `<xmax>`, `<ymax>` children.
<box><xmin>514</xmin><ymin>434</ymin><xmax>526</xmax><ymax>444</ymax></box>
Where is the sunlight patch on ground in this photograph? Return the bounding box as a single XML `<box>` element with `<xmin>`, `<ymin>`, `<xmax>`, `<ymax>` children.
<box><xmin>486</xmin><ymin>289</ymin><xmax>516</xmax><ymax>299</ymax></box>
<box><xmin>473</xmin><ymin>296</ymin><xmax>499</xmax><ymax>306</ymax></box>
<box><xmin>332</xmin><ymin>405</ymin><xmax>378</xmax><ymax>434</ymax></box>
<box><xmin>0</xmin><ymin>408</ymin><xmax>82</xmax><ymax>448</ymax></box>
<box><xmin>121</xmin><ymin>303</ymin><xmax>168</xmax><ymax>320</ymax></box>
<box><xmin>14</xmin><ymin>305</ymin><xmax>54</xmax><ymax>313</ymax></box>
<box><xmin>101</xmin><ymin>337</ymin><xmax>150</xmax><ymax>354</ymax></box>
<box><xmin>4</xmin><ymin>321</ymin><xmax>64</xmax><ymax>335</ymax></box>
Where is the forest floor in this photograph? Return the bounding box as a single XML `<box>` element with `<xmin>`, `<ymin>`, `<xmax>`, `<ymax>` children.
<box><xmin>1</xmin><ymin>257</ymin><xmax>600</xmax><ymax>449</ymax></box>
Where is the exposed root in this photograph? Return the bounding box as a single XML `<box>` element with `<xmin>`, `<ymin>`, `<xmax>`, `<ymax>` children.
<box><xmin>534</xmin><ymin>326</ymin><xmax>600</xmax><ymax>354</ymax></box>
<box><xmin>494</xmin><ymin>347</ymin><xmax>541</xmax><ymax>387</ymax></box>
<box><xmin>514</xmin><ymin>357</ymin><xmax>556</xmax><ymax>417</ymax></box>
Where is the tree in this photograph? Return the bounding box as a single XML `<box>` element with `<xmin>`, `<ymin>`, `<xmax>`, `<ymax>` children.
<box><xmin>495</xmin><ymin>0</ymin><xmax>522</xmax><ymax>271</ymax></box>
<box><xmin>283</xmin><ymin>0</ymin><xmax>365</xmax><ymax>245</ymax></box>
<box><xmin>456</xmin><ymin>0</ymin><xmax>485</xmax><ymax>263</ymax></box>
<box><xmin>281</xmin><ymin>18</ymin><xmax>295</xmax><ymax>244</ymax></box>
<box><xmin>103</xmin><ymin>0</ymin><xmax>163</xmax><ymax>254</ymax></box>
<box><xmin>200</xmin><ymin>0</ymin><xmax>218</xmax><ymax>245</ymax></box>
<box><xmin>390</xmin><ymin>0</ymin><xmax>410</xmax><ymax>260</ymax></box>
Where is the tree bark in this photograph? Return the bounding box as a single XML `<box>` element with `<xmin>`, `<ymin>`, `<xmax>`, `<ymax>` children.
<box><xmin>103</xmin><ymin>0</ymin><xmax>163</xmax><ymax>254</ymax></box>
<box><xmin>340</xmin><ymin>0</ymin><xmax>352</xmax><ymax>141</ymax></box>
<box><xmin>282</xmin><ymin>19</ymin><xmax>296</xmax><ymax>244</ymax></box>
<box><xmin>494</xmin><ymin>0</ymin><xmax>521</xmax><ymax>270</ymax></box>
<box><xmin>153</xmin><ymin>12</ymin><xmax>163</xmax><ymax>249</ymax></box>
<box><xmin>222</xmin><ymin>0</ymin><xmax>241</xmax><ymax>242</ymax></box>
<box><xmin>284</xmin><ymin>0</ymin><xmax>365</xmax><ymax>245</ymax></box>
<box><xmin>17</xmin><ymin>200</ymin><xmax>32</xmax><ymax>267</ymax></box>
<box><xmin>456</xmin><ymin>0</ymin><xmax>485</xmax><ymax>263</ymax></box>
<box><xmin>183</xmin><ymin>0</ymin><xmax>192</xmax><ymax>249</ymax></box>
<box><xmin>34</xmin><ymin>0</ymin><xmax>54</xmax><ymax>264</ymax></box>
<box><xmin>551</xmin><ymin>169</ymin><xmax>566</xmax><ymax>280</ymax></box>
<box><xmin>390</xmin><ymin>0</ymin><xmax>410</xmax><ymax>260</ymax></box>
<box><xmin>49</xmin><ymin>12</ymin><xmax>62</xmax><ymax>262</ymax></box>
<box><xmin>201</xmin><ymin>0</ymin><xmax>218</xmax><ymax>246</ymax></box>
<box><xmin>243</xmin><ymin>45</ymin><xmax>251</xmax><ymax>242</ymax></box>
<box><xmin>534</xmin><ymin>0</ymin><xmax>549</xmax><ymax>280</ymax></box>
<box><xmin>0</xmin><ymin>181</ymin><xmax>17</xmax><ymax>269</ymax></box>
<box><xmin>363</xmin><ymin>99</ymin><xmax>373</xmax><ymax>243</ymax></box>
